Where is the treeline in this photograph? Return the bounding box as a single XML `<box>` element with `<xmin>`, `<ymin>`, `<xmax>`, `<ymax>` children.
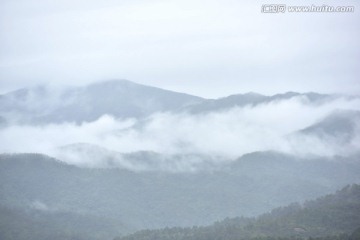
<box><xmin>116</xmin><ymin>185</ymin><xmax>360</xmax><ymax>240</ymax></box>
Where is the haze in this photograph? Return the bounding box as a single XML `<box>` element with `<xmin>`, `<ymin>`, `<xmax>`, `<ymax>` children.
<box><xmin>1</xmin><ymin>0</ymin><xmax>360</xmax><ymax>97</ymax></box>
<box><xmin>1</xmin><ymin>1</ymin><xmax>360</xmax><ymax>240</ymax></box>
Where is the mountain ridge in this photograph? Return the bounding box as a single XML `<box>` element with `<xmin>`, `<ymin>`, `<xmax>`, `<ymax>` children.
<box><xmin>1</xmin><ymin>152</ymin><xmax>359</xmax><ymax>231</ymax></box>
<box><xmin>0</xmin><ymin>79</ymin><xmax>204</xmax><ymax>124</ymax></box>
<box><xmin>1</xmin><ymin>79</ymin><xmax>355</xmax><ymax>125</ymax></box>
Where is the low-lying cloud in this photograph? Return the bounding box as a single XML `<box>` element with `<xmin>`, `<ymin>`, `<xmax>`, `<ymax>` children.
<box><xmin>0</xmin><ymin>96</ymin><xmax>359</xmax><ymax>170</ymax></box>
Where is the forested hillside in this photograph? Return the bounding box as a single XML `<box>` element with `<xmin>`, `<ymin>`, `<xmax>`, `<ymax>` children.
<box><xmin>1</xmin><ymin>153</ymin><xmax>360</xmax><ymax>231</ymax></box>
<box><xmin>1</xmin><ymin>153</ymin><xmax>359</xmax><ymax>240</ymax></box>
<box><xmin>116</xmin><ymin>185</ymin><xmax>360</xmax><ymax>240</ymax></box>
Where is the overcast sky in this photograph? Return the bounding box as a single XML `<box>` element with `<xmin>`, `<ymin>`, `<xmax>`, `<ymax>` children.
<box><xmin>0</xmin><ymin>0</ymin><xmax>359</xmax><ymax>98</ymax></box>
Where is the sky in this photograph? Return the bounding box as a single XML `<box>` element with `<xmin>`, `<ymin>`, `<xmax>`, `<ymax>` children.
<box><xmin>0</xmin><ymin>0</ymin><xmax>359</xmax><ymax>98</ymax></box>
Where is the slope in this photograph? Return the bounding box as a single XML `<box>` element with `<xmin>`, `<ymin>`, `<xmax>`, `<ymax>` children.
<box><xmin>117</xmin><ymin>184</ymin><xmax>360</xmax><ymax>240</ymax></box>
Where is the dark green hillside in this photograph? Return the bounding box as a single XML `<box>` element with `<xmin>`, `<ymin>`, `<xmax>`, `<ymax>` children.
<box><xmin>116</xmin><ymin>185</ymin><xmax>360</xmax><ymax>240</ymax></box>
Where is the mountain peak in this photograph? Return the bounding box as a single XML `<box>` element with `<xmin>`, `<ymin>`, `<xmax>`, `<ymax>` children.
<box><xmin>86</xmin><ymin>79</ymin><xmax>141</xmax><ymax>90</ymax></box>
<box><xmin>0</xmin><ymin>79</ymin><xmax>204</xmax><ymax>124</ymax></box>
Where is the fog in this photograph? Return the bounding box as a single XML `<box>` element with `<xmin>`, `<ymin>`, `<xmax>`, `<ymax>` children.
<box><xmin>1</xmin><ymin>95</ymin><xmax>359</xmax><ymax>170</ymax></box>
<box><xmin>1</xmin><ymin>1</ymin><xmax>360</xmax><ymax>239</ymax></box>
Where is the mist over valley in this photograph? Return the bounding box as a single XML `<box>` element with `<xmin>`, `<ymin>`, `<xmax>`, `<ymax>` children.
<box><xmin>0</xmin><ymin>80</ymin><xmax>360</xmax><ymax>240</ymax></box>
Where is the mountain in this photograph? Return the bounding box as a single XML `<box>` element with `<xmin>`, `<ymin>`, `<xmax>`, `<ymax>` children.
<box><xmin>1</xmin><ymin>152</ymin><xmax>359</xmax><ymax>236</ymax></box>
<box><xmin>299</xmin><ymin>109</ymin><xmax>360</xmax><ymax>145</ymax></box>
<box><xmin>1</xmin><ymin>80</ymin><xmax>353</xmax><ymax>124</ymax></box>
<box><xmin>116</xmin><ymin>184</ymin><xmax>360</xmax><ymax>240</ymax></box>
<box><xmin>180</xmin><ymin>92</ymin><xmax>267</xmax><ymax>113</ymax></box>
<box><xmin>181</xmin><ymin>92</ymin><xmax>336</xmax><ymax>114</ymax></box>
<box><xmin>0</xmin><ymin>80</ymin><xmax>204</xmax><ymax>124</ymax></box>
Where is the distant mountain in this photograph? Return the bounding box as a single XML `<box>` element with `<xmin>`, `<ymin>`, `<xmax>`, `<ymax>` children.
<box><xmin>116</xmin><ymin>184</ymin><xmax>360</xmax><ymax>240</ymax></box>
<box><xmin>181</xmin><ymin>92</ymin><xmax>267</xmax><ymax>113</ymax></box>
<box><xmin>299</xmin><ymin>109</ymin><xmax>360</xmax><ymax>144</ymax></box>
<box><xmin>281</xmin><ymin>109</ymin><xmax>360</xmax><ymax>158</ymax></box>
<box><xmin>1</xmin><ymin>152</ymin><xmax>359</xmax><ymax>234</ymax></box>
<box><xmin>1</xmin><ymin>80</ymin><xmax>354</xmax><ymax>124</ymax></box>
<box><xmin>181</xmin><ymin>92</ymin><xmax>337</xmax><ymax>114</ymax></box>
<box><xmin>0</xmin><ymin>80</ymin><xmax>204</xmax><ymax>124</ymax></box>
